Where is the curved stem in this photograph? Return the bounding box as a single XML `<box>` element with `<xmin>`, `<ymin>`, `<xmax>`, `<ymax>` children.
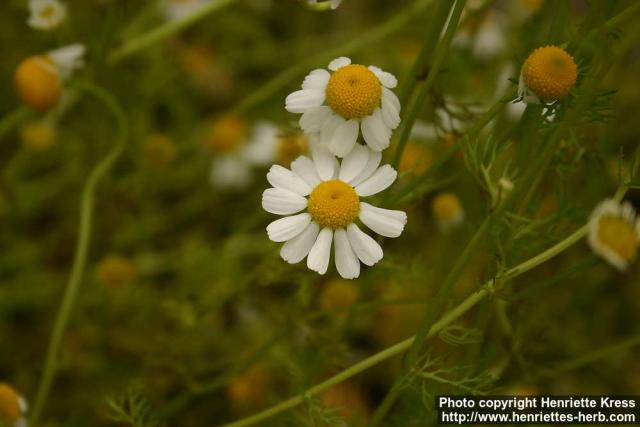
<box><xmin>219</xmin><ymin>186</ymin><xmax>628</xmax><ymax>427</ymax></box>
<box><xmin>28</xmin><ymin>83</ymin><xmax>128</xmax><ymax>426</ymax></box>
<box><xmin>108</xmin><ymin>0</ymin><xmax>236</xmax><ymax>64</ymax></box>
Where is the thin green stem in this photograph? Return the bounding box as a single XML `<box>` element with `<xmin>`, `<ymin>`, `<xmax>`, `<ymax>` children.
<box><xmin>391</xmin><ymin>0</ymin><xmax>467</xmax><ymax>170</ymax></box>
<box><xmin>0</xmin><ymin>106</ymin><xmax>31</xmax><ymax>139</ymax></box>
<box><xmin>108</xmin><ymin>0</ymin><xmax>236</xmax><ymax>64</ymax></box>
<box><xmin>219</xmin><ymin>186</ymin><xmax>628</xmax><ymax>427</ymax></box>
<box><xmin>230</xmin><ymin>0</ymin><xmax>434</xmax><ymax>114</ymax></box>
<box><xmin>28</xmin><ymin>83</ymin><xmax>128</xmax><ymax>426</ymax></box>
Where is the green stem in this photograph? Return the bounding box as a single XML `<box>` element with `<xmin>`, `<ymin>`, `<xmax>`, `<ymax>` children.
<box><xmin>108</xmin><ymin>0</ymin><xmax>236</xmax><ymax>64</ymax></box>
<box><xmin>28</xmin><ymin>83</ymin><xmax>128</xmax><ymax>426</ymax></box>
<box><xmin>220</xmin><ymin>186</ymin><xmax>628</xmax><ymax>427</ymax></box>
<box><xmin>0</xmin><ymin>106</ymin><xmax>31</xmax><ymax>139</ymax></box>
<box><xmin>230</xmin><ymin>0</ymin><xmax>435</xmax><ymax>114</ymax></box>
<box><xmin>391</xmin><ymin>0</ymin><xmax>468</xmax><ymax>170</ymax></box>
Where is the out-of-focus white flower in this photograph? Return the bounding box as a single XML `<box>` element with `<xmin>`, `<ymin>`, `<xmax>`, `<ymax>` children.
<box><xmin>307</xmin><ymin>0</ymin><xmax>342</xmax><ymax>10</ymax></box>
<box><xmin>47</xmin><ymin>44</ymin><xmax>85</xmax><ymax>79</ymax></box>
<box><xmin>0</xmin><ymin>383</ymin><xmax>28</xmax><ymax>427</ymax></box>
<box><xmin>453</xmin><ymin>11</ymin><xmax>505</xmax><ymax>60</ymax></box>
<box><xmin>163</xmin><ymin>0</ymin><xmax>211</xmax><ymax>21</ymax></box>
<box><xmin>588</xmin><ymin>199</ymin><xmax>640</xmax><ymax>271</ymax></box>
<box><xmin>262</xmin><ymin>144</ymin><xmax>406</xmax><ymax>279</ymax></box>
<box><xmin>28</xmin><ymin>0</ymin><xmax>67</xmax><ymax>31</ymax></box>
<box><xmin>286</xmin><ymin>57</ymin><xmax>400</xmax><ymax>157</ymax></box>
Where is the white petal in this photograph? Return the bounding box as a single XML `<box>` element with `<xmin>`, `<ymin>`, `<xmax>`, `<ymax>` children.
<box><xmin>368</xmin><ymin>65</ymin><xmax>397</xmax><ymax>88</ymax></box>
<box><xmin>285</xmin><ymin>89</ymin><xmax>325</xmax><ymax>113</ymax></box>
<box><xmin>355</xmin><ymin>165</ymin><xmax>397</xmax><ymax>197</ymax></box>
<box><xmin>267</xmin><ymin>164</ymin><xmax>312</xmax><ymax>196</ymax></box>
<box><xmin>320</xmin><ymin>113</ymin><xmax>344</xmax><ymax>146</ymax></box>
<box><xmin>329</xmin><ymin>118</ymin><xmax>359</xmax><ymax>158</ymax></box>
<box><xmin>334</xmin><ymin>229</ymin><xmax>360</xmax><ymax>279</ymax></box>
<box><xmin>361</xmin><ymin>109</ymin><xmax>392</xmax><ymax>151</ymax></box>
<box><xmin>302</xmin><ymin>69</ymin><xmax>331</xmax><ymax>90</ymax></box>
<box><xmin>359</xmin><ymin>202</ymin><xmax>407</xmax><ymax>238</ymax></box>
<box><xmin>280</xmin><ymin>221</ymin><xmax>320</xmax><ymax>264</ymax></box>
<box><xmin>307</xmin><ymin>228</ymin><xmax>333</xmax><ymax>274</ymax></box>
<box><xmin>382</xmin><ymin>87</ymin><xmax>400</xmax><ymax>112</ymax></box>
<box><xmin>300</xmin><ymin>106</ymin><xmax>332</xmax><ymax>133</ymax></box>
<box><xmin>262</xmin><ymin>188</ymin><xmax>307</xmax><ymax>215</ymax></box>
<box><xmin>328</xmin><ymin>57</ymin><xmax>351</xmax><ymax>71</ymax></box>
<box><xmin>210</xmin><ymin>156</ymin><xmax>252</xmax><ymax>190</ymax></box>
<box><xmin>267</xmin><ymin>213</ymin><xmax>312</xmax><ymax>242</ymax></box>
<box><xmin>346</xmin><ymin>223</ymin><xmax>383</xmax><ymax>266</ymax></box>
<box><xmin>338</xmin><ymin>144</ymin><xmax>369</xmax><ymax>183</ymax></box>
<box><xmin>350</xmin><ymin>149</ymin><xmax>382</xmax><ymax>186</ymax></box>
<box><xmin>381</xmin><ymin>90</ymin><xmax>401</xmax><ymax>129</ymax></box>
<box><xmin>242</xmin><ymin>121</ymin><xmax>278</xmax><ymax>166</ymax></box>
<box><xmin>311</xmin><ymin>141</ymin><xmax>336</xmax><ymax>181</ymax></box>
<box><xmin>291</xmin><ymin>155</ymin><xmax>321</xmax><ymax>187</ymax></box>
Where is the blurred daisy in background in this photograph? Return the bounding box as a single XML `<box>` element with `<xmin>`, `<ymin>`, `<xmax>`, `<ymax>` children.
<box><xmin>0</xmin><ymin>383</ymin><xmax>27</xmax><ymax>427</ymax></box>
<box><xmin>208</xmin><ymin>118</ymin><xmax>308</xmax><ymax>190</ymax></box>
<box><xmin>20</xmin><ymin>119</ymin><xmax>57</xmax><ymax>151</ymax></box>
<box><xmin>262</xmin><ymin>144</ymin><xmax>407</xmax><ymax>279</ymax></box>
<box><xmin>588</xmin><ymin>199</ymin><xmax>640</xmax><ymax>271</ymax></box>
<box><xmin>431</xmin><ymin>192</ymin><xmax>464</xmax><ymax>231</ymax></box>
<box><xmin>14</xmin><ymin>44</ymin><xmax>85</xmax><ymax>112</ymax></box>
<box><xmin>518</xmin><ymin>45</ymin><xmax>577</xmax><ymax>104</ymax></box>
<box><xmin>28</xmin><ymin>0</ymin><xmax>67</xmax><ymax>31</ymax></box>
<box><xmin>453</xmin><ymin>10</ymin><xmax>506</xmax><ymax>61</ymax></box>
<box><xmin>163</xmin><ymin>0</ymin><xmax>211</xmax><ymax>21</ymax></box>
<box><xmin>286</xmin><ymin>57</ymin><xmax>400</xmax><ymax>157</ymax></box>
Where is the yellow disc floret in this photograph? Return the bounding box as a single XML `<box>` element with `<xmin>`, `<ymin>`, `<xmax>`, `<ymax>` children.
<box><xmin>206</xmin><ymin>115</ymin><xmax>247</xmax><ymax>154</ymax></box>
<box><xmin>308</xmin><ymin>180</ymin><xmax>360</xmax><ymax>229</ymax></box>
<box><xmin>0</xmin><ymin>383</ymin><xmax>21</xmax><ymax>425</ymax></box>
<box><xmin>432</xmin><ymin>192</ymin><xmax>463</xmax><ymax>221</ymax></box>
<box><xmin>522</xmin><ymin>46</ymin><xmax>577</xmax><ymax>102</ymax></box>
<box><xmin>597</xmin><ymin>216</ymin><xmax>638</xmax><ymax>263</ymax></box>
<box><xmin>325</xmin><ymin>64</ymin><xmax>381</xmax><ymax>119</ymax></box>
<box><xmin>276</xmin><ymin>133</ymin><xmax>308</xmax><ymax>166</ymax></box>
<box><xmin>15</xmin><ymin>55</ymin><xmax>61</xmax><ymax>112</ymax></box>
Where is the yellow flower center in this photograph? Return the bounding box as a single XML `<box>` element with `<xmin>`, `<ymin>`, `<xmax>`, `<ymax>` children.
<box><xmin>14</xmin><ymin>55</ymin><xmax>61</xmax><ymax>112</ymax></box>
<box><xmin>0</xmin><ymin>384</ymin><xmax>21</xmax><ymax>425</ymax></box>
<box><xmin>432</xmin><ymin>193</ymin><xmax>462</xmax><ymax>221</ymax></box>
<box><xmin>597</xmin><ymin>216</ymin><xmax>638</xmax><ymax>262</ymax></box>
<box><xmin>276</xmin><ymin>134</ymin><xmax>308</xmax><ymax>166</ymax></box>
<box><xmin>522</xmin><ymin>46</ymin><xmax>577</xmax><ymax>102</ymax></box>
<box><xmin>308</xmin><ymin>180</ymin><xmax>360</xmax><ymax>229</ymax></box>
<box><xmin>399</xmin><ymin>142</ymin><xmax>433</xmax><ymax>175</ymax></box>
<box><xmin>206</xmin><ymin>115</ymin><xmax>247</xmax><ymax>154</ymax></box>
<box><xmin>20</xmin><ymin>120</ymin><xmax>57</xmax><ymax>151</ymax></box>
<box><xmin>325</xmin><ymin>64</ymin><xmax>381</xmax><ymax>119</ymax></box>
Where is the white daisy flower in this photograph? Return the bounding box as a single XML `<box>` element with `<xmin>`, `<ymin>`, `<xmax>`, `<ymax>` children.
<box><xmin>28</xmin><ymin>0</ymin><xmax>67</xmax><ymax>31</ymax></box>
<box><xmin>587</xmin><ymin>199</ymin><xmax>640</xmax><ymax>271</ymax></box>
<box><xmin>261</xmin><ymin>144</ymin><xmax>407</xmax><ymax>279</ymax></box>
<box><xmin>163</xmin><ymin>0</ymin><xmax>211</xmax><ymax>21</ymax></box>
<box><xmin>285</xmin><ymin>57</ymin><xmax>401</xmax><ymax>158</ymax></box>
<box><xmin>47</xmin><ymin>44</ymin><xmax>86</xmax><ymax>80</ymax></box>
<box><xmin>0</xmin><ymin>383</ymin><xmax>28</xmax><ymax>427</ymax></box>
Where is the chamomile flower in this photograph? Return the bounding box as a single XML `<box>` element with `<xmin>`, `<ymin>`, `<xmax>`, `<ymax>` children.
<box><xmin>587</xmin><ymin>199</ymin><xmax>640</xmax><ymax>271</ymax></box>
<box><xmin>262</xmin><ymin>144</ymin><xmax>407</xmax><ymax>279</ymax></box>
<box><xmin>286</xmin><ymin>57</ymin><xmax>400</xmax><ymax>157</ymax></box>
<box><xmin>0</xmin><ymin>383</ymin><xmax>27</xmax><ymax>427</ymax></box>
<box><xmin>518</xmin><ymin>46</ymin><xmax>577</xmax><ymax>104</ymax></box>
<box><xmin>28</xmin><ymin>0</ymin><xmax>67</xmax><ymax>31</ymax></box>
<box><xmin>163</xmin><ymin>0</ymin><xmax>211</xmax><ymax>21</ymax></box>
<box><xmin>432</xmin><ymin>192</ymin><xmax>464</xmax><ymax>230</ymax></box>
<box><xmin>14</xmin><ymin>44</ymin><xmax>85</xmax><ymax>112</ymax></box>
<box><xmin>20</xmin><ymin>119</ymin><xmax>57</xmax><ymax>151</ymax></box>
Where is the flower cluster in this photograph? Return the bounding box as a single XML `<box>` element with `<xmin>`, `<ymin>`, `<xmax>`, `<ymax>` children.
<box><xmin>262</xmin><ymin>57</ymin><xmax>406</xmax><ymax>279</ymax></box>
